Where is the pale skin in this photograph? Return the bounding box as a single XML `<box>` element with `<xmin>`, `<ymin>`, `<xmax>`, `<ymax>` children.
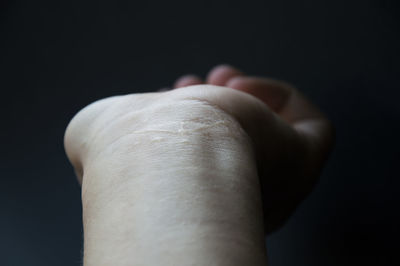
<box><xmin>64</xmin><ymin>65</ymin><xmax>334</xmax><ymax>266</ymax></box>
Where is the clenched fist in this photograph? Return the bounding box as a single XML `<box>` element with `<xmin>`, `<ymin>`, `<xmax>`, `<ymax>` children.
<box><xmin>64</xmin><ymin>65</ymin><xmax>333</xmax><ymax>266</ymax></box>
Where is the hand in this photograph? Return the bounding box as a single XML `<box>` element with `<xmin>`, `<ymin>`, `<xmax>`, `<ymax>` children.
<box><xmin>65</xmin><ymin>78</ymin><xmax>273</xmax><ymax>265</ymax></box>
<box><xmin>63</xmin><ymin>65</ymin><xmax>333</xmax><ymax>265</ymax></box>
<box><xmin>171</xmin><ymin>65</ymin><xmax>335</xmax><ymax>233</ymax></box>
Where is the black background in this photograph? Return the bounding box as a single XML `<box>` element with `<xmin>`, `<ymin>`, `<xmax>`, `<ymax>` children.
<box><xmin>1</xmin><ymin>0</ymin><xmax>399</xmax><ymax>265</ymax></box>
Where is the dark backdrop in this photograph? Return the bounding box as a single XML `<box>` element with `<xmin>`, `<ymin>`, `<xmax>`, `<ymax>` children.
<box><xmin>1</xmin><ymin>0</ymin><xmax>399</xmax><ymax>265</ymax></box>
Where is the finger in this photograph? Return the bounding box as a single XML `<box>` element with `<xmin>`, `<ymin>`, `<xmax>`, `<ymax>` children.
<box><xmin>227</xmin><ymin>76</ymin><xmax>334</xmax><ymax>159</ymax></box>
<box><xmin>285</xmin><ymin>92</ymin><xmax>335</xmax><ymax>164</ymax></box>
<box><xmin>206</xmin><ymin>64</ymin><xmax>243</xmax><ymax>86</ymax></box>
<box><xmin>226</xmin><ymin>76</ymin><xmax>291</xmax><ymax>113</ymax></box>
<box><xmin>174</xmin><ymin>75</ymin><xmax>203</xmax><ymax>88</ymax></box>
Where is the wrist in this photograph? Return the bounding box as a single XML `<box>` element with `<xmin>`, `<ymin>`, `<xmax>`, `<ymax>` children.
<box><xmin>81</xmin><ymin>123</ymin><xmax>267</xmax><ymax>266</ymax></box>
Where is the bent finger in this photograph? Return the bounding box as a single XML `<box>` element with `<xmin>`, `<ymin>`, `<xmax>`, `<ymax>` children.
<box><xmin>174</xmin><ymin>75</ymin><xmax>203</xmax><ymax>88</ymax></box>
<box><xmin>227</xmin><ymin>76</ymin><xmax>334</xmax><ymax>162</ymax></box>
<box><xmin>206</xmin><ymin>64</ymin><xmax>243</xmax><ymax>86</ymax></box>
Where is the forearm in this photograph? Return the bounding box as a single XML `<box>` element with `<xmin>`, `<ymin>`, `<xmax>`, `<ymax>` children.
<box><xmin>80</xmin><ymin>117</ymin><xmax>268</xmax><ymax>265</ymax></box>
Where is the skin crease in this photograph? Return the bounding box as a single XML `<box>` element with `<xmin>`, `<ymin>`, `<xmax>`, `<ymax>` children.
<box><xmin>64</xmin><ymin>65</ymin><xmax>334</xmax><ymax>266</ymax></box>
